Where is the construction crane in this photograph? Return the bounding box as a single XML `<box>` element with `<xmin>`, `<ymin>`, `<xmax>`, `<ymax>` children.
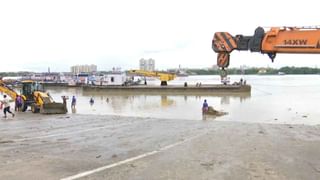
<box><xmin>212</xmin><ymin>26</ymin><xmax>320</xmax><ymax>77</ymax></box>
<box><xmin>127</xmin><ymin>70</ymin><xmax>176</xmax><ymax>86</ymax></box>
<box><xmin>0</xmin><ymin>80</ymin><xmax>67</xmax><ymax>114</ymax></box>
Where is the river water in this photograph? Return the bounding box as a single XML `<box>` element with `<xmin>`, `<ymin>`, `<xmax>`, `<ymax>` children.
<box><xmin>47</xmin><ymin>75</ymin><xmax>320</xmax><ymax>125</ymax></box>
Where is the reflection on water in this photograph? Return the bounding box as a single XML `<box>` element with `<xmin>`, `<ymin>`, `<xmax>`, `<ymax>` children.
<box><xmin>48</xmin><ymin>87</ymin><xmax>250</xmax><ymax>120</ymax></box>
<box><xmin>47</xmin><ymin>75</ymin><xmax>320</xmax><ymax>125</ymax></box>
<box><xmin>71</xmin><ymin>107</ymin><xmax>76</xmax><ymax>114</ymax></box>
<box><xmin>161</xmin><ymin>96</ymin><xmax>175</xmax><ymax>107</ymax></box>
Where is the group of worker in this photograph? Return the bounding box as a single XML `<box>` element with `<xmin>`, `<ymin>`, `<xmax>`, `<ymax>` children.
<box><xmin>0</xmin><ymin>94</ymin><xmax>97</xmax><ymax>118</ymax></box>
<box><xmin>71</xmin><ymin>95</ymin><xmax>99</xmax><ymax>110</ymax></box>
<box><xmin>62</xmin><ymin>95</ymin><xmax>98</xmax><ymax>109</ymax></box>
<box><xmin>232</xmin><ymin>78</ymin><xmax>246</xmax><ymax>86</ymax></box>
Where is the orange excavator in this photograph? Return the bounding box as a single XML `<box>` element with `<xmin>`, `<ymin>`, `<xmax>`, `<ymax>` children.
<box><xmin>212</xmin><ymin>26</ymin><xmax>320</xmax><ymax>77</ymax></box>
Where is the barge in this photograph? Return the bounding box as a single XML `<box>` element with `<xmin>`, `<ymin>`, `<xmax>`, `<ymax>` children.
<box><xmin>82</xmin><ymin>84</ymin><xmax>251</xmax><ymax>95</ymax></box>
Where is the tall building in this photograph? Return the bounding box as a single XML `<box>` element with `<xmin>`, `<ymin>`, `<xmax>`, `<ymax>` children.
<box><xmin>70</xmin><ymin>64</ymin><xmax>97</xmax><ymax>74</ymax></box>
<box><xmin>139</xmin><ymin>58</ymin><xmax>155</xmax><ymax>71</ymax></box>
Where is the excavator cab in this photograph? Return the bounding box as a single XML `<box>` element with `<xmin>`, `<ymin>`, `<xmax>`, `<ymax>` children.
<box><xmin>21</xmin><ymin>81</ymin><xmax>44</xmax><ymax>102</ymax></box>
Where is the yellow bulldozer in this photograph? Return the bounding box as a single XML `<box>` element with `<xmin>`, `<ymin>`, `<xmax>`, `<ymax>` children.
<box><xmin>0</xmin><ymin>80</ymin><xmax>67</xmax><ymax>114</ymax></box>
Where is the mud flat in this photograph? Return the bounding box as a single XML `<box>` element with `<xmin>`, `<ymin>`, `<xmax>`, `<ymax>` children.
<box><xmin>0</xmin><ymin>113</ymin><xmax>319</xmax><ymax>180</ymax></box>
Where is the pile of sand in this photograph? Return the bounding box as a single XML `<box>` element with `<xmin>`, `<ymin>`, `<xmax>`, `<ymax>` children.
<box><xmin>204</xmin><ymin>106</ymin><xmax>227</xmax><ymax>116</ymax></box>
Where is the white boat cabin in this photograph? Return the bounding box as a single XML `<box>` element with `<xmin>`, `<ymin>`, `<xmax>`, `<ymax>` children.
<box><xmin>96</xmin><ymin>72</ymin><xmax>127</xmax><ymax>86</ymax></box>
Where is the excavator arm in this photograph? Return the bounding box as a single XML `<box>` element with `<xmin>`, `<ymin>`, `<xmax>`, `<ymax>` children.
<box><xmin>127</xmin><ymin>70</ymin><xmax>176</xmax><ymax>86</ymax></box>
<box><xmin>0</xmin><ymin>80</ymin><xmax>19</xmax><ymax>100</ymax></box>
<box><xmin>212</xmin><ymin>26</ymin><xmax>320</xmax><ymax>76</ymax></box>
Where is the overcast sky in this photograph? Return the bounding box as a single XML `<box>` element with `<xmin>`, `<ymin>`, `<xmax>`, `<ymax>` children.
<box><xmin>0</xmin><ymin>0</ymin><xmax>319</xmax><ymax>72</ymax></box>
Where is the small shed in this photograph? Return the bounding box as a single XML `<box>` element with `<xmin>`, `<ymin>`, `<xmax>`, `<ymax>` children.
<box><xmin>97</xmin><ymin>72</ymin><xmax>126</xmax><ymax>86</ymax></box>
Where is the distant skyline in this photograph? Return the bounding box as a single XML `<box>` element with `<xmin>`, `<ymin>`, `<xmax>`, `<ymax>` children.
<box><xmin>1</xmin><ymin>0</ymin><xmax>319</xmax><ymax>72</ymax></box>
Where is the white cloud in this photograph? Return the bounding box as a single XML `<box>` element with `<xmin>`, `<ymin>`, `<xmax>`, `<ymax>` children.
<box><xmin>0</xmin><ymin>0</ymin><xmax>319</xmax><ymax>72</ymax></box>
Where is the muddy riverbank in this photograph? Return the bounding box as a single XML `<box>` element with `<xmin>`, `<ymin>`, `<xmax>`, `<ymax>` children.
<box><xmin>0</xmin><ymin>113</ymin><xmax>319</xmax><ymax>180</ymax></box>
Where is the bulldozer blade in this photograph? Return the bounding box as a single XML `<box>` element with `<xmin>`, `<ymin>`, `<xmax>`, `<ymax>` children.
<box><xmin>40</xmin><ymin>103</ymin><xmax>67</xmax><ymax>114</ymax></box>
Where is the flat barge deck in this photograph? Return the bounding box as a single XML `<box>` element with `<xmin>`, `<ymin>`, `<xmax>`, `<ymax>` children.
<box><xmin>82</xmin><ymin>84</ymin><xmax>251</xmax><ymax>95</ymax></box>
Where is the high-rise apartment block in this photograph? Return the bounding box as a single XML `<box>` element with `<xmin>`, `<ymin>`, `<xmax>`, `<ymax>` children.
<box><xmin>139</xmin><ymin>58</ymin><xmax>155</xmax><ymax>71</ymax></box>
<box><xmin>71</xmin><ymin>64</ymin><xmax>97</xmax><ymax>74</ymax></box>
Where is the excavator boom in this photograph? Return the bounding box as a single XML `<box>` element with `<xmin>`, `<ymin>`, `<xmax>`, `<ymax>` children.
<box><xmin>261</xmin><ymin>27</ymin><xmax>320</xmax><ymax>54</ymax></box>
<box><xmin>0</xmin><ymin>80</ymin><xmax>19</xmax><ymax>100</ymax></box>
<box><xmin>212</xmin><ymin>26</ymin><xmax>320</xmax><ymax>69</ymax></box>
<box><xmin>127</xmin><ymin>70</ymin><xmax>176</xmax><ymax>86</ymax></box>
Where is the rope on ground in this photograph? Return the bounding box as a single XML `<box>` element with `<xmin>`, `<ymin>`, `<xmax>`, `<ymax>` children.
<box><xmin>250</xmin><ymin>83</ymin><xmax>320</xmax><ymax>87</ymax></box>
<box><xmin>252</xmin><ymin>87</ymin><xmax>273</xmax><ymax>95</ymax></box>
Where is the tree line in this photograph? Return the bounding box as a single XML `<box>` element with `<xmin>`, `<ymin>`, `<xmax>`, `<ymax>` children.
<box><xmin>185</xmin><ymin>66</ymin><xmax>320</xmax><ymax>75</ymax></box>
<box><xmin>1</xmin><ymin>66</ymin><xmax>320</xmax><ymax>77</ymax></box>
